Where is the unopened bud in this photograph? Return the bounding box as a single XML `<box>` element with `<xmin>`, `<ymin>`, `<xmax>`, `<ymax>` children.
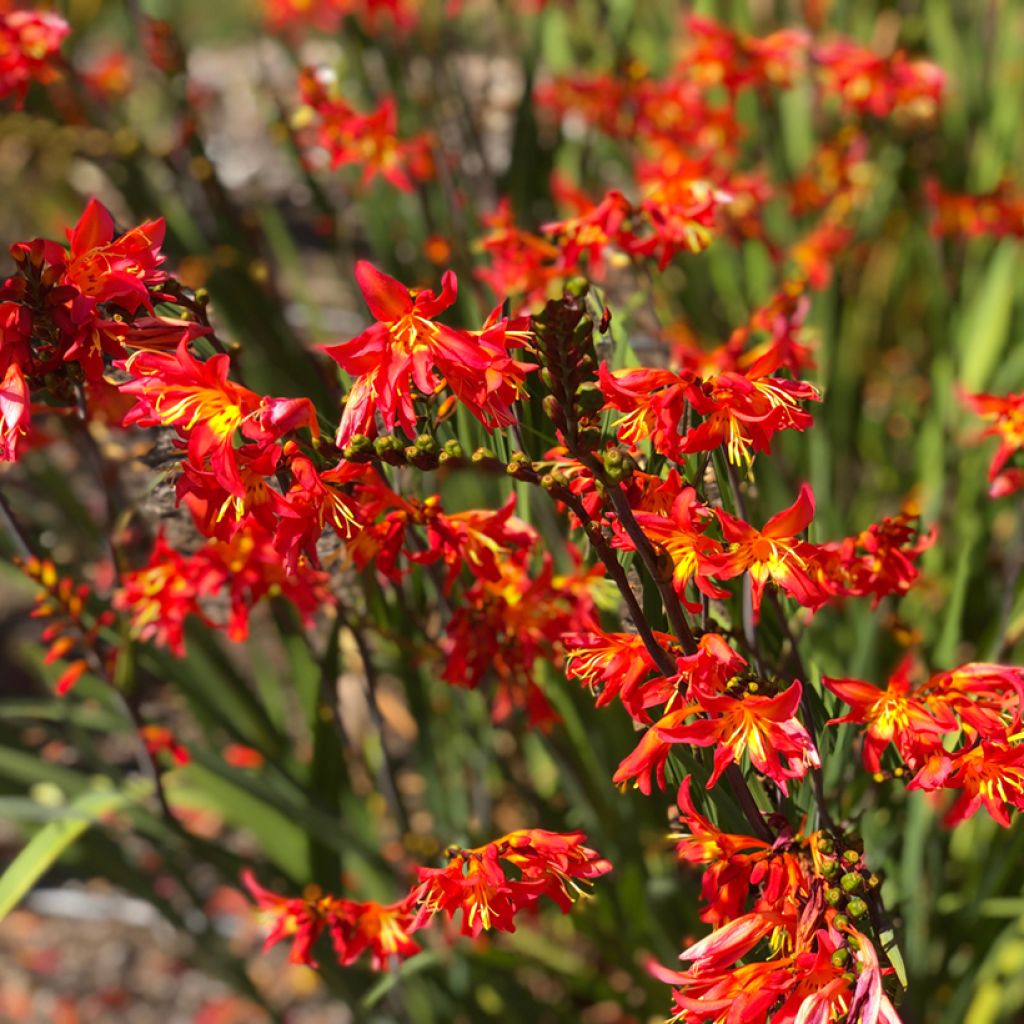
<box><xmin>847</xmin><ymin>897</ymin><xmax>868</xmax><ymax>919</ymax></box>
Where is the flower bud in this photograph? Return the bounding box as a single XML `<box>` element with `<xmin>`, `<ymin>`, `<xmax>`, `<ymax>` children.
<box><xmin>840</xmin><ymin>872</ymin><xmax>864</xmax><ymax>893</ymax></box>
<box><xmin>847</xmin><ymin>897</ymin><xmax>868</xmax><ymax>918</ymax></box>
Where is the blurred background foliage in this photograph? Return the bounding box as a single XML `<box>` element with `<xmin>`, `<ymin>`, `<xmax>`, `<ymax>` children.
<box><xmin>1</xmin><ymin>0</ymin><xmax>1023</xmax><ymax>1022</ymax></box>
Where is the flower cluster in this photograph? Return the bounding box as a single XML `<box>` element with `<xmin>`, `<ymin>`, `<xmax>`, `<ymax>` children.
<box><xmin>0</xmin><ymin>199</ymin><xmax>202</xmax><ymax>463</ymax></box>
<box><xmin>326</xmin><ymin>260</ymin><xmax>533</xmax><ymax>445</ymax></box>
<box><xmin>826</xmin><ymin>659</ymin><xmax>1024</xmax><ymax>827</ymax></box>
<box><xmin>296</xmin><ymin>67</ymin><xmax>434</xmax><ymax>191</ymax></box>
<box><xmin>655</xmin><ymin>779</ymin><xmax>901</xmax><ymax>1023</ymax></box>
<box><xmin>0</xmin><ymin>9</ymin><xmax>68</xmax><ymax>105</ymax></box>
<box><xmin>243</xmin><ymin>829</ymin><xmax>610</xmax><ymax>969</ymax></box>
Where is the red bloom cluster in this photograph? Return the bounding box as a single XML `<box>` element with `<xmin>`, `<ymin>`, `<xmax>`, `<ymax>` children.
<box><xmin>604</xmin><ymin>632</ymin><xmax>819</xmax><ymax>796</ymax></box>
<box><xmin>296</xmin><ymin>68</ymin><xmax>433</xmax><ymax>191</ymax></box>
<box><xmin>826</xmin><ymin>658</ymin><xmax>1024</xmax><ymax>827</ymax></box>
<box><xmin>17</xmin><ymin>556</ymin><xmax>114</xmax><ymax>696</ymax></box>
<box><xmin>814</xmin><ymin>40</ymin><xmax>945</xmax><ymax>120</ymax></box>
<box><xmin>115</xmin><ymin>528</ymin><xmax>330</xmax><ymax>655</ymax></box>
<box><xmin>442</xmin><ymin>552</ymin><xmax>602</xmax><ymax>727</ymax></box>
<box><xmin>962</xmin><ymin>389</ymin><xmax>1024</xmax><ymax>497</ymax></box>
<box><xmin>326</xmin><ymin>260</ymin><xmax>533</xmax><ymax>445</ymax></box>
<box><xmin>926</xmin><ymin>178</ymin><xmax>1024</xmax><ymax>239</ymax></box>
<box><xmin>266</xmin><ymin>0</ymin><xmax>419</xmax><ymax>35</ymax></box>
<box><xmin>655</xmin><ymin>779</ymin><xmax>901</xmax><ymax>1023</ymax></box>
<box><xmin>0</xmin><ymin>9</ymin><xmax>68</xmax><ymax>105</ymax></box>
<box><xmin>541</xmin><ymin>178</ymin><xmax>730</xmax><ymax>277</ymax></box>
<box><xmin>243</xmin><ymin>828</ymin><xmax>609</xmax><ymax>969</ymax></box>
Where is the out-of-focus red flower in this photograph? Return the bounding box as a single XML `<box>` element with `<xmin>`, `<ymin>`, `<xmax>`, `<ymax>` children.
<box><xmin>297</xmin><ymin>68</ymin><xmax>433</xmax><ymax>191</ymax></box>
<box><xmin>683</xmin><ymin>15</ymin><xmax>810</xmax><ymax>92</ymax></box>
<box><xmin>329</xmin><ymin>895</ymin><xmax>422</xmax><ymax>970</ymax></box>
<box><xmin>962</xmin><ymin>389</ymin><xmax>1024</xmax><ymax>497</ymax></box>
<box><xmin>116</xmin><ymin>526</ymin><xmax>331</xmax><ymax>654</ymax></box>
<box><xmin>814</xmin><ymin>40</ymin><xmax>945</xmax><ymax>119</ymax></box>
<box><xmin>0</xmin><ymin>10</ymin><xmax>68</xmax><ymax>106</ymax></box>
<box><xmin>0</xmin><ymin>361</ymin><xmax>29</xmax><ymax>462</ymax></box>
<box><xmin>474</xmin><ymin>199</ymin><xmax>562</xmax><ymax>310</ymax></box>
<box><xmin>326</xmin><ymin>261</ymin><xmax>533</xmax><ymax>444</ymax></box>
<box><xmin>223</xmin><ymin>744</ymin><xmax>265</xmax><ymax>769</ymax></box>
<box><xmin>441</xmin><ymin>553</ymin><xmax>600</xmax><ymax>727</ymax></box>
<box><xmin>140</xmin><ymin>724</ymin><xmax>191</xmax><ymax>766</ymax></box>
<box><xmin>926</xmin><ymin>178</ymin><xmax>1024</xmax><ymax>239</ymax></box>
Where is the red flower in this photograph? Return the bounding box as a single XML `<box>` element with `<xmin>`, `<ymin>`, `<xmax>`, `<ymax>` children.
<box><xmin>326</xmin><ymin>261</ymin><xmax>533</xmax><ymax>444</ymax></box>
<box><xmin>140</xmin><ymin>724</ymin><xmax>190</xmax><ymax>766</ymax></box>
<box><xmin>241</xmin><ymin>870</ymin><xmax>334</xmax><ymax>967</ymax></box>
<box><xmin>329</xmin><ymin>896</ymin><xmax>422</xmax><ymax>971</ymax></box>
<box><xmin>708</xmin><ymin>484</ymin><xmax>823</xmax><ymax>619</ymax></box>
<box><xmin>414</xmin><ymin>829</ymin><xmax>610</xmax><ymax>937</ymax></box>
<box><xmin>659</xmin><ymin>681</ymin><xmax>820</xmax><ymax>794</ymax></box>
<box><xmin>625</xmin><ymin>486</ymin><xmax>728</xmax><ymax>611</ymax></box>
<box><xmin>0</xmin><ymin>361</ymin><xmax>29</xmax><ymax>462</ymax></box>
<box><xmin>62</xmin><ymin>199</ymin><xmax>166</xmax><ymax>314</ymax></box>
<box><xmin>823</xmin><ymin>657</ymin><xmax>955</xmax><ymax>774</ymax></box>
<box><xmin>0</xmin><ymin>11</ymin><xmax>69</xmax><ymax>106</ymax></box>
<box><xmin>297</xmin><ymin>69</ymin><xmax>433</xmax><ymax>191</ymax></box>
<box><xmin>564</xmin><ymin>628</ymin><xmax>676</xmax><ymax>721</ymax></box>
<box><xmin>963</xmin><ymin>389</ymin><xmax>1024</xmax><ymax>497</ymax></box>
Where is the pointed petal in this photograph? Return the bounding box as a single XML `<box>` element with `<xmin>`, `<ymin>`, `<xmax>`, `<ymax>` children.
<box><xmin>355</xmin><ymin>260</ymin><xmax>412</xmax><ymax>321</ymax></box>
<box><xmin>763</xmin><ymin>483</ymin><xmax>815</xmax><ymax>539</ymax></box>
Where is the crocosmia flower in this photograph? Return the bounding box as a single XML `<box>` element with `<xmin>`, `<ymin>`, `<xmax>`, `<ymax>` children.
<box><xmin>326</xmin><ymin>261</ymin><xmax>533</xmax><ymax>444</ymax></box>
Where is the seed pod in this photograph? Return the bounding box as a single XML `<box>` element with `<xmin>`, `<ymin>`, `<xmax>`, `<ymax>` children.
<box><xmin>840</xmin><ymin>872</ymin><xmax>864</xmax><ymax>894</ymax></box>
<box><xmin>847</xmin><ymin>897</ymin><xmax>868</xmax><ymax>919</ymax></box>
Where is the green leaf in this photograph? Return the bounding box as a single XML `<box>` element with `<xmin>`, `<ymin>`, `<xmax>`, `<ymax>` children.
<box><xmin>0</xmin><ymin>780</ymin><xmax>150</xmax><ymax>923</ymax></box>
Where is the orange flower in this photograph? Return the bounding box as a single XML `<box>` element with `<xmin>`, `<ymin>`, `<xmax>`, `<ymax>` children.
<box><xmin>326</xmin><ymin>261</ymin><xmax>533</xmax><ymax>445</ymax></box>
<box><xmin>708</xmin><ymin>484</ymin><xmax>823</xmax><ymax>618</ymax></box>
<box><xmin>963</xmin><ymin>389</ymin><xmax>1024</xmax><ymax>497</ymax></box>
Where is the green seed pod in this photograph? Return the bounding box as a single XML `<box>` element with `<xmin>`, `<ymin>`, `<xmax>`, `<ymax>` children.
<box><xmin>840</xmin><ymin>872</ymin><xmax>864</xmax><ymax>894</ymax></box>
<box><xmin>831</xmin><ymin>949</ymin><xmax>850</xmax><ymax>969</ymax></box>
<box><xmin>833</xmin><ymin>914</ymin><xmax>849</xmax><ymax>930</ymax></box>
<box><xmin>847</xmin><ymin>897</ymin><xmax>868</xmax><ymax>919</ymax></box>
<box><xmin>842</xmin><ymin>849</ymin><xmax>862</xmax><ymax>866</ymax></box>
<box><xmin>443</xmin><ymin>439</ymin><xmax>464</xmax><ymax>459</ymax></box>
<box><xmin>415</xmin><ymin>433</ymin><xmax>438</xmax><ymax>454</ymax></box>
<box><xmin>825</xmin><ymin>887</ymin><xmax>843</xmax><ymax>907</ymax></box>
